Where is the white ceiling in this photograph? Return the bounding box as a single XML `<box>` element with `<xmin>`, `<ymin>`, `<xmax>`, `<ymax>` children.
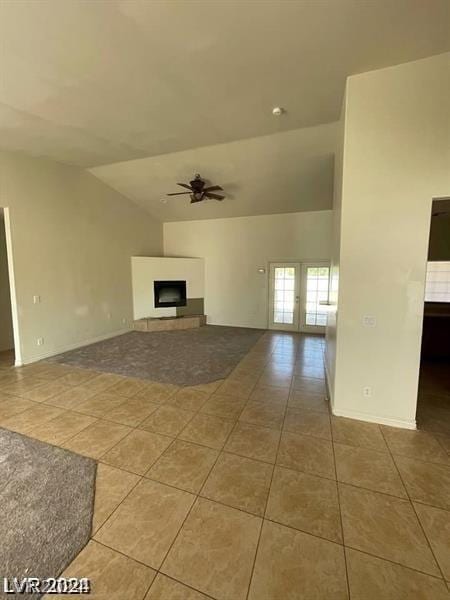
<box><xmin>90</xmin><ymin>123</ymin><xmax>337</xmax><ymax>221</ymax></box>
<box><xmin>1</xmin><ymin>0</ymin><xmax>448</xmax><ymax>168</ymax></box>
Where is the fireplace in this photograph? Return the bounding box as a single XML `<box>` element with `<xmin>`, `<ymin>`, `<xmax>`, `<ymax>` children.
<box><xmin>154</xmin><ymin>280</ymin><xmax>187</xmax><ymax>308</ymax></box>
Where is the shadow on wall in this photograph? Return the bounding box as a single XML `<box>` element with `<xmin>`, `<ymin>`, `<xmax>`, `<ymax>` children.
<box><xmin>0</xmin><ymin>209</ymin><xmax>14</xmax><ymax>353</ymax></box>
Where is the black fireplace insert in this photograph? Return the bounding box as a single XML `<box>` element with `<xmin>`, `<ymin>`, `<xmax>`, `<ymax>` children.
<box><xmin>154</xmin><ymin>280</ymin><xmax>187</xmax><ymax>308</ymax></box>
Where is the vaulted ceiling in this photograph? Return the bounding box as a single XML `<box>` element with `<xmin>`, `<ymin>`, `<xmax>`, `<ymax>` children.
<box><xmin>90</xmin><ymin>123</ymin><xmax>337</xmax><ymax>221</ymax></box>
<box><xmin>1</xmin><ymin>0</ymin><xmax>448</xmax><ymax>169</ymax></box>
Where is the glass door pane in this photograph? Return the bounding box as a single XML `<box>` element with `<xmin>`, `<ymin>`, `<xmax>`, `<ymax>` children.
<box><xmin>273</xmin><ymin>267</ymin><xmax>295</xmax><ymax>324</ymax></box>
<box><xmin>269</xmin><ymin>263</ymin><xmax>300</xmax><ymax>331</ymax></box>
<box><xmin>304</xmin><ymin>265</ymin><xmax>330</xmax><ymax>328</ymax></box>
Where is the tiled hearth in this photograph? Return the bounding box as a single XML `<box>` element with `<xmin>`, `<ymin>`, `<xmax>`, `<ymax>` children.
<box><xmin>133</xmin><ymin>314</ymin><xmax>206</xmax><ymax>332</ymax></box>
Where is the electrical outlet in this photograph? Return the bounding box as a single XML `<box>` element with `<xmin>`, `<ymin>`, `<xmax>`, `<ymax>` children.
<box><xmin>33</xmin><ymin>295</ymin><xmax>41</xmax><ymax>304</ymax></box>
<box><xmin>37</xmin><ymin>337</ymin><xmax>44</xmax><ymax>346</ymax></box>
<box><xmin>363</xmin><ymin>386</ymin><xmax>372</xmax><ymax>398</ymax></box>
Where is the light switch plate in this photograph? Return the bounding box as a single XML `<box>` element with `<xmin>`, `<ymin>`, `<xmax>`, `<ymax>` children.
<box><xmin>363</xmin><ymin>315</ymin><xmax>376</xmax><ymax>327</ymax></box>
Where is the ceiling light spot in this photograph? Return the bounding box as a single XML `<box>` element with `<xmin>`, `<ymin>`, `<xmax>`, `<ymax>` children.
<box><xmin>272</xmin><ymin>107</ymin><xmax>285</xmax><ymax>116</ymax></box>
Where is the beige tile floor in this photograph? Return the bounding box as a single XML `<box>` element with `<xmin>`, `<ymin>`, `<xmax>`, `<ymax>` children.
<box><xmin>0</xmin><ymin>338</ymin><xmax>449</xmax><ymax>599</ymax></box>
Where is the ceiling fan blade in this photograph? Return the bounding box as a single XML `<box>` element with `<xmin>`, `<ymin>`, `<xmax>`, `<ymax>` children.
<box><xmin>203</xmin><ymin>185</ymin><xmax>223</xmax><ymax>192</ymax></box>
<box><xmin>205</xmin><ymin>192</ymin><xmax>224</xmax><ymax>200</ymax></box>
<box><xmin>177</xmin><ymin>183</ymin><xmax>192</xmax><ymax>190</ymax></box>
<box><xmin>167</xmin><ymin>192</ymin><xmax>191</xmax><ymax>196</ymax></box>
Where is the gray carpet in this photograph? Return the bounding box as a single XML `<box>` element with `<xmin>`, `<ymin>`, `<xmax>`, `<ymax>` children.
<box><xmin>0</xmin><ymin>428</ymin><xmax>96</xmax><ymax>599</ymax></box>
<box><xmin>48</xmin><ymin>326</ymin><xmax>264</xmax><ymax>386</ymax></box>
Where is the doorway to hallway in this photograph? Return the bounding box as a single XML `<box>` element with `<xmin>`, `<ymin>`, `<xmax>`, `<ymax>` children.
<box><xmin>0</xmin><ymin>208</ymin><xmax>17</xmax><ymax>365</ymax></box>
<box><xmin>416</xmin><ymin>197</ymin><xmax>450</xmax><ymax>440</ymax></box>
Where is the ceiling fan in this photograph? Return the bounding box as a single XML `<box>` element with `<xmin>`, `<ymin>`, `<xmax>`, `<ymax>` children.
<box><xmin>167</xmin><ymin>174</ymin><xmax>225</xmax><ymax>203</ymax></box>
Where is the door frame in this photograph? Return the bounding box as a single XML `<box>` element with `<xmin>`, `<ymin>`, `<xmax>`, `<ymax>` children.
<box><xmin>267</xmin><ymin>259</ymin><xmax>330</xmax><ymax>333</ymax></box>
<box><xmin>1</xmin><ymin>207</ymin><xmax>22</xmax><ymax>365</ymax></box>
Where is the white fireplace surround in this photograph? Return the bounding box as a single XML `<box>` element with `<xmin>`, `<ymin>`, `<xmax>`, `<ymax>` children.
<box><xmin>131</xmin><ymin>256</ymin><xmax>205</xmax><ymax>319</ymax></box>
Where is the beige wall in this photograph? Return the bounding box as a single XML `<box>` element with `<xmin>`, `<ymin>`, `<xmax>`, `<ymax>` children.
<box><xmin>328</xmin><ymin>53</ymin><xmax>450</xmax><ymax>428</ymax></box>
<box><xmin>0</xmin><ymin>214</ymin><xmax>14</xmax><ymax>351</ymax></box>
<box><xmin>0</xmin><ymin>151</ymin><xmax>163</xmax><ymax>364</ymax></box>
<box><xmin>164</xmin><ymin>211</ymin><xmax>333</xmax><ymax>329</ymax></box>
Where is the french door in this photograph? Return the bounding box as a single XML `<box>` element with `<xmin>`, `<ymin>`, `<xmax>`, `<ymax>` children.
<box><xmin>268</xmin><ymin>263</ymin><xmax>301</xmax><ymax>331</ymax></box>
<box><xmin>300</xmin><ymin>262</ymin><xmax>330</xmax><ymax>333</ymax></box>
<box><xmin>269</xmin><ymin>262</ymin><xmax>330</xmax><ymax>332</ymax></box>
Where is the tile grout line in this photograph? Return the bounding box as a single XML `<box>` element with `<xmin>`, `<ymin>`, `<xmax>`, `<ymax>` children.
<box><xmin>9</xmin><ymin>336</ymin><xmax>447</xmax><ymax>596</ymax></box>
<box><xmin>66</xmin><ymin>389</ymin><xmax>449</xmax><ymax>470</ymax></box>
<box><xmin>151</xmin><ymin>350</ymin><xmax>268</xmax><ymax>593</ymax></box>
<box><xmin>94</xmin><ymin>538</ymin><xmax>218</xmax><ymax>600</ymax></box>
<box><xmin>7</xmin><ymin>361</ymin><xmax>447</xmax><ymax>504</ymax></box>
<box><xmin>91</xmin><ymin>391</ymin><xmax>221</xmax><ymax>534</ymax></box>
<box><xmin>152</xmin><ymin>372</ymin><xmax>258</xmax><ymax>594</ymax></box>
<box><xmin>59</xmin><ymin>383</ymin><xmax>209</xmax><ymax>459</ymax></box>
<box><xmin>244</xmin><ymin>337</ymin><xmax>298</xmax><ymax>600</ymax></box>
<box><xmin>342</xmin><ymin>543</ymin><xmax>449</xmax><ymax>583</ymax></box>
<box><xmin>378</xmin><ymin>425</ymin><xmax>448</xmax><ymax>583</ymax></box>
<box><xmin>10</xmin><ymin>422</ymin><xmax>450</xmax><ymax>592</ymax></box>
<box><xmin>101</xmin><ymin>434</ymin><xmax>450</xmax><ymax>560</ymax></box>
<box><xmin>91</xmin><ymin>471</ymin><xmax>145</xmax><ymax>538</ymax></box>
<box><xmin>331</xmin><ymin>423</ymin><xmax>351</xmax><ymax>598</ymax></box>
<box><xmin>172</xmin><ymin>391</ymin><xmax>237</xmax><ymax>445</ymax></box>
<box><xmin>81</xmin><ymin>385</ymin><xmax>183</xmax><ymax>542</ymax></box>
<box><xmin>331</xmin><ymin>413</ymin><xmax>450</xmax><ymax>583</ymax></box>
<box><xmin>322</xmin><ymin>344</ymin><xmax>354</xmax><ymax>598</ymax></box>
<box><xmin>429</xmin><ymin>430</ymin><xmax>450</xmax><ymax>457</ymax></box>
<box><xmin>82</xmin><ymin>428</ymin><xmax>450</xmax><ymax>520</ymax></box>
<box><xmin>158</xmin><ymin>573</ymin><xmax>217</xmax><ymax>600</ymax></box>
<box><xmin>100</xmin><ymin>378</ymin><xmax>213</xmax><ymax>450</ymax></box>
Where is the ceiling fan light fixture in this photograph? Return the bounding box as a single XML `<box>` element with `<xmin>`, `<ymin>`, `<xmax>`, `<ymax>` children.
<box><xmin>167</xmin><ymin>174</ymin><xmax>225</xmax><ymax>203</ymax></box>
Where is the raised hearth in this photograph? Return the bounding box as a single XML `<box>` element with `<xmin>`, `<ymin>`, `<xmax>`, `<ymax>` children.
<box><xmin>133</xmin><ymin>314</ymin><xmax>206</xmax><ymax>332</ymax></box>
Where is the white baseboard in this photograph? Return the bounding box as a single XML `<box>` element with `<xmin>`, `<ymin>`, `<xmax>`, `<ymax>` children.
<box><xmin>322</xmin><ymin>348</ymin><xmax>415</xmax><ymax>430</ymax></box>
<box><xmin>332</xmin><ymin>406</ymin><xmax>416</xmax><ymax>430</ymax></box>
<box><xmin>323</xmin><ymin>353</ymin><xmax>333</xmax><ymax>408</ymax></box>
<box><xmin>18</xmin><ymin>328</ymin><xmax>129</xmax><ymax>366</ymax></box>
<box><xmin>206</xmin><ymin>319</ymin><xmax>264</xmax><ymax>330</ymax></box>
